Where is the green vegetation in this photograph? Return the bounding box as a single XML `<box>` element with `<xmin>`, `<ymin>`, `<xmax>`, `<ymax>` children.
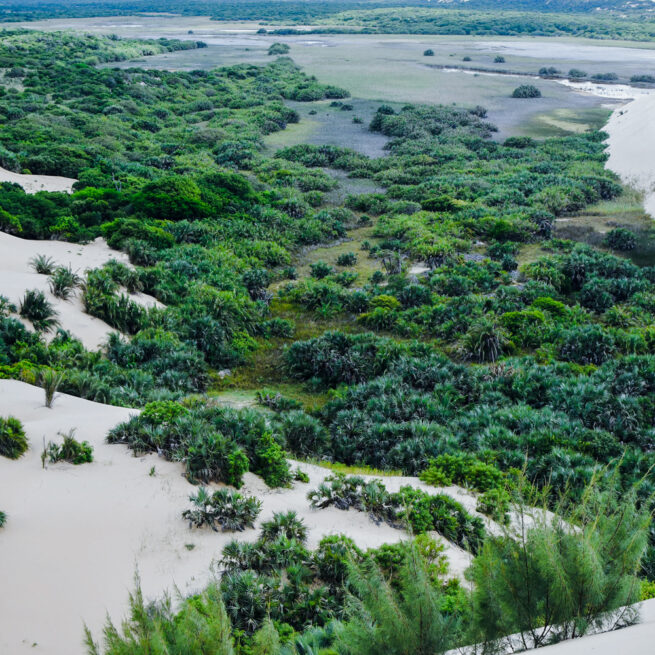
<box><xmin>40</xmin><ymin>368</ymin><xmax>65</xmax><ymax>408</ymax></box>
<box><xmin>44</xmin><ymin>429</ymin><xmax>94</xmax><ymax>465</ymax></box>
<box><xmin>1</xmin><ymin>24</ymin><xmax>654</xmax><ymax>655</ymax></box>
<box><xmin>268</xmin><ymin>42</ymin><xmax>290</xmax><ymax>56</ymax></box>
<box><xmin>308</xmin><ymin>473</ymin><xmax>485</xmax><ymax>551</ymax></box>
<box><xmin>0</xmin><ymin>416</ymin><xmax>28</xmax><ymax>459</ymax></box>
<box><xmin>313</xmin><ymin>7</ymin><xmax>655</xmax><ymax>41</ymax></box>
<box><xmin>469</xmin><ymin>478</ymin><xmax>649</xmax><ymax>647</ymax></box>
<box><xmin>19</xmin><ymin>289</ymin><xmax>59</xmax><ymax>332</ymax></box>
<box><xmin>512</xmin><ymin>84</ymin><xmax>542</xmax><ymax>98</ymax></box>
<box><xmin>87</xmin><ymin>475</ymin><xmax>647</xmax><ymax>654</ymax></box>
<box><xmin>182</xmin><ymin>487</ymin><xmax>261</xmax><ymax>531</ymax></box>
<box><xmin>108</xmin><ymin>402</ymin><xmax>291</xmax><ymax>488</ymax></box>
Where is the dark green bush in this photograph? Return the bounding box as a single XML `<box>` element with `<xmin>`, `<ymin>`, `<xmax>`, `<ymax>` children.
<box><xmin>512</xmin><ymin>84</ymin><xmax>541</xmax><ymax>98</ymax></box>
<box><xmin>0</xmin><ymin>416</ymin><xmax>28</xmax><ymax>459</ymax></box>
<box><xmin>182</xmin><ymin>487</ymin><xmax>261</xmax><ymax>532</ymax></box>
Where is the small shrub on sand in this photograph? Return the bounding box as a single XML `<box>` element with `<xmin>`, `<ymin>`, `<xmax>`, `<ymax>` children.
<box><xmin>19</xmin><ymin>289</ymin><xmax>59</xmax><ymax>332</ymax></box>
<box><xmin>45</xmin><ymin>429</ymin><xmax>93</xmax><ymax>465</ymax></box>
<box><xmin>182</xmin><ymin>487</ymin><xmax>261</xmax><ymax>532</ymax></box>
<box><xmin>0</xmin><ymin>416</ymin><xmax>28</xmax><ymax>459</ymax></box>
<box><xmin>40</xmin><ymin>367</ymin><xmax>65</xmax><ymax>408</ymax></box>
<box><xmin>29</xmin><ymin>254</ymin><xmax>56</xmax><ymax>274</ymax></box>
<box><xmin>49</xmin><ymin>265</ymin><xmax>81</xmax><ymax>300</ymax></box>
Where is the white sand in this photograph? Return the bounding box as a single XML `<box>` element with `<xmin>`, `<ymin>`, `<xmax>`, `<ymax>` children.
<box><xmin>0</xmin><ymin>165</ymin><xmax>76</xmax><ymax>194</ymax></box>
<box><xmin>0</xmin><ymin>380</ymin><xmax>473</xmax><ymax>655</ymax></box>
<box><xmin>529</xmin><ymin>599</ymin><xmax>655</xmax><ymax>654</ymax></box>
<box><xmin>0</xmin><ymin>232</ymin><xmax>161</xmax><ymax>349</ymax></box>
<box><xmin>604</xmin><ymin>94</ymin><xmax>655</xmax><ymax>218</ymax></box>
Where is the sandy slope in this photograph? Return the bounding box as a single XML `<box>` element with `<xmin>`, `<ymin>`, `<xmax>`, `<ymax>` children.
<box><xmin>536</xmin><ymin>599</ymin><xmax>655</xmax><ymax>654</ymax></box>
<box><xmin>0</xmin><ymin>232</ymin><xmax>162</xmax><ymax>350</ymax></box>
<box><xmin>0</xmin><ymin>380</ymin><xmax>473</xmax><ymax>655</ymax></box>
<box><xmin>605</xmin><ymin>94</ymin><xmax>655</xmax><ymax>218</ymax></box>
<box><xmin>0</xmin><ymin>165</ymin><xmax>76</xmax><ymax>194</ymax></box>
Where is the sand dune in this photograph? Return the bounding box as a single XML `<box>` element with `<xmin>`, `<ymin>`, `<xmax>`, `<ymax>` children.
<box><xmin>0</xmin><ymin>232</ymin><xmax>162</xmax><ymax>349</ymax></box>
<box><xmin>0</xmin><ymin>165</ymin><xmax>76</xmax><ymax>194</ymax></box>
<box><xmin>605</xmin><ymin>94</ymin><xmax>655</xmax><ymax>218</ymax></box>
<box><xmin>0</xmin><ymin>380</ymin><xmax>474</xmax><ymax>655</ymax></box>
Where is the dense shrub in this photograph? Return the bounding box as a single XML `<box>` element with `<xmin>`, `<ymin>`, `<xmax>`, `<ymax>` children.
<box><xmin>0</xmin><ymin>416</ymin><xmax>28</xmax><ymax>459</ymax></box>
<box><xmin>308</xmin><ymin>474</ymin><xmax>485</xmax><ymax>552</ymax></box>
<box><xmin>512</xmin><ymin>84</ymin><xmax>541</xmax><ymax>98</ymax></box>
<box><xmin>605</xmin><ymin>227</ymin><xmax>637</xmax><ymax>251</ymax></box>
<box><xmin>182</xmin><ymin>487</ymin><xmax>261</xmax><ymax>532</ymax></box>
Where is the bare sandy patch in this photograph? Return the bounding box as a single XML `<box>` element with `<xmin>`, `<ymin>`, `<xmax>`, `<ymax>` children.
<box><xmin>605</xmin><ymin>94</ymin><xmax>655</xmax><ymax>218</ymax></box>
<box><xmin>0</xmin><ymin>165</ymin><xmax>76</xmax><ymax>194</ymax></box>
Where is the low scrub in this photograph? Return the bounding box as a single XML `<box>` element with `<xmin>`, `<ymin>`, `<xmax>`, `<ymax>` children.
<box><xmin>182</xmin><ymin>487</ymin><xmax>261</xmax><ymax>532</ymax></box>
<box><xmin>44</xmin><ymin>429</ymin><xmax>93</xmax><ymax>465</ymax></box>
<box><xmin>108</xmin><ymin>402</ymin><xmax>291</xmax><ymax>488</ymax></box>
<box><xmin>308</xmin><ymin>473</ymin><xmax>485</xmax><ymax>552</ymax></box>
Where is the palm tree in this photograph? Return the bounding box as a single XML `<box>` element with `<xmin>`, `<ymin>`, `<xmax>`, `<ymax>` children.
<box><xmin>461</xmin><ymin>315</ymin><xmax>509</xmax><ymax>363</ymax></box>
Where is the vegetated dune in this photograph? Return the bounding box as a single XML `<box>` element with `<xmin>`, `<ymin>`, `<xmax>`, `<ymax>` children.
<box><xmin>0</xmin><ymin>165</ymin><xmax>76</xmax><ymax>194</ymax></box>
<box><xmin>605</xmin><ymin>93</ymin><xmax>655</xmax><ymax>218</ymax></box>
<box><xmin>0</xmin><ymin>231</ymin><xmax>162</xmax><ymax>350</ymax></box>
<box><xmin>0</xmin><ymin>380</ymin><xmax>473</xmax><ymax>655</ymax></box>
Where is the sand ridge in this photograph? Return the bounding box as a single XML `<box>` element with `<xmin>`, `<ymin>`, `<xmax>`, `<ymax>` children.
<box><xmin>0</xmin><ymin>379</ymin><xmax>475</xmax><ymax>655</ymax></box>
<box><xmin>0</xmin><ymin>231</ymin><xmax>162</xmax><ymax>350</ymax></box>
<box><xmin>605</xmin><ymin>94</ymin><xmax>655</xmax><ymax>218</ymax></box>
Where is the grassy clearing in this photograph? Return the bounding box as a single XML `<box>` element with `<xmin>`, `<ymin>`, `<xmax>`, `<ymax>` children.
<box><xmin>553</xmin><ymin>188</ymin><xmax>655</xmax><ymax>267</ymax></box>
<box><xmin>524</xmin><ymin>107</ymin><xmax>612</xmax><ymax>138</ymax></box>
<box><xmin>291</xmin><ymin>225</ymin><xmax>384</xmax><ymax>286</ymax></box>
<box><xmin>517</xmin><ymin>242</ymin><xmax>551</xmax><ymax>267</ymax></box>
<box><xmin>263</xmin><ymin>115</ymin><xmax>322</xmax><ymax>152</ymax></box>
<box><xmin>301</xmin><ymin>458</ymin><xmax>404</xmax><ymax>477</ymax></box>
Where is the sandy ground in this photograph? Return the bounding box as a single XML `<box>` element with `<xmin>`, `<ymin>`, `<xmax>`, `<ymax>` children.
<box><xmin>604</xmin><ymin>94</ymin><xmax>655</xmax><ymax>218</ymax></box>
<box><xmin>0</xmin><ymin>165</ymin><xmax>76</xmax><ymax>194</ymax></box>
<box><xmin>534</xmin><ymin>599</ymin><xmax>655</xmax><ymax>654</ymax></box>
<box><xmin>0</xmin><ymin>232</ymin><xmax>162</xmax><ymax>350</ymax></box>
<box><xmin>0</xmin><ymin>379</ymin><xmax>474</xmax><ymax>655</ymax></box>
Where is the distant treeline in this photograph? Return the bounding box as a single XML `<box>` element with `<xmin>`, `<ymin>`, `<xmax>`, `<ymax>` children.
<box><xmin>2</xmin><ymin>0</ymin><xmax>655</xmax><ymax>23</ymax></box>
<box><xmin>305</xmin><ymin>7</ymin><xmax>655</xmax><ymax>41</ymax></box>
